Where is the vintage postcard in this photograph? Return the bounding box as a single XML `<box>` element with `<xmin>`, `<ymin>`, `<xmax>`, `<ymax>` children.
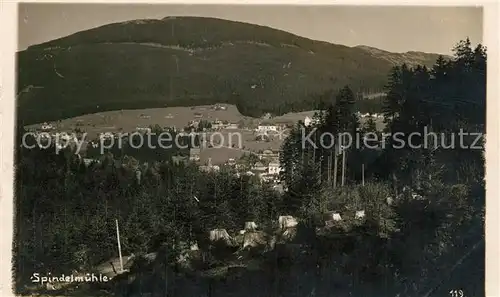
<box><xmin>1</xmin><ymin>1</ymin><xmax>498</xmax><ymax>297</ymax></box>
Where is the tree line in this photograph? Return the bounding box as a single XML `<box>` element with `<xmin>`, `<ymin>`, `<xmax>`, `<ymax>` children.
<box><xmin>276</xmin><ymin>37</ymin><xmax>485</xmax><ymax>294</ymax></box>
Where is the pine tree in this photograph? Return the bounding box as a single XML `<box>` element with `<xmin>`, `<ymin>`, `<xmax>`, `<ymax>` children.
<box><xmin>364</xmin><ymin>117</ymin><xmax>377</xmax><ymax>134</ymax></box>
<box><xmin>333</xmin><ymin>85</ymin><xmax>357</xmax><ymax>133</ymax></box>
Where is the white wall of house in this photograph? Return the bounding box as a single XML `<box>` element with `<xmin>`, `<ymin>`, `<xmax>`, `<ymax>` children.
<box><xmin>304</xmin><ymin>116</ymin><xmax>312</xmax><ymax>127</ymax></box>
<box><xmin>304</xmin><ymin>116</ymin><xmax>320</xmax><ymax>127</ymax></box>
<box><xmin>257</xmin><ymin>125</ymin><xmax>278</xmax><ymax>132</ymax></box>
<box><xmin>268</xmin><ymin>162</ymin><xmax>282</xmax><ymax>175</ymax></box>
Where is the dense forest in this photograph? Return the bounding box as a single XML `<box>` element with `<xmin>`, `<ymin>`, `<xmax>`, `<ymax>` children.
<box><xmin>13</xmin><ymin>39</ymin><xmax>485</xmax><ymax>297</ymax></box>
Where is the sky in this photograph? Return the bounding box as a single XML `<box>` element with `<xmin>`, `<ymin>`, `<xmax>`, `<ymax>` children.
<box><xmin>18</xmin><ymin>4</ymin><xmax>483</xmax><ymax>55</ymax></box>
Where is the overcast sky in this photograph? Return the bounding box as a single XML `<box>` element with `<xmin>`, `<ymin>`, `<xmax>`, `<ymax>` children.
<box><xmin>18</xmin><ymin>4</ymin><xmax>483</xmax><ymax>55</ymax></box>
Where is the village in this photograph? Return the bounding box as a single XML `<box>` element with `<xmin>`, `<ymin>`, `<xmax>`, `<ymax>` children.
<box><xmin>23</xmin><ymin>104</ymin><xmax>388</xmax><ymax>194</ymax></box>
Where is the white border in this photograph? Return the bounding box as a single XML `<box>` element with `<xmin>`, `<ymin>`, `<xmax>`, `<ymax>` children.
<box><xmin>1</xmin><ymin>1</ymin><xmax>499</xmax><ymax>296</ymax></box>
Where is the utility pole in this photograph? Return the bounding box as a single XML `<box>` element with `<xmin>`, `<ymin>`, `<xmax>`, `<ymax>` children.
<box><xmin>115</xmin><ymin>219</ymin><xmax>124</xmax><ymax>273</ymax></box>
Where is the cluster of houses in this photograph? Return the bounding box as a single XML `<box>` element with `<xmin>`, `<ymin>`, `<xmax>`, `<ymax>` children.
<box><xmin>253</xmin><ymin>116</ymin><xmax>321</xmax><ymax>134</ymax></box>
<box><xmin>26</xmin><ymin>126</ymin><xmax>91</xmax><ymax>151</ymax></box>
<box><xmin>356</xmin><ymin>111</ymin><xmax>385</xmax><ymax>119</ymax></box>
<box><xmin>189</xmin><ymin>147</ymin><xmax>284</xmax><ymax>187</ymax></box>
<box><xmin>184</xmin><ymin>119</ymin><xmax>240</xmax><ymax>132</ymax></box>
<box><xmin>239</xmin><ymin>157</ymin><xmax>281</xmax><ymax>177</ymax></box>
<box><xmin>255</xmin><ymin>116</ymin><xmax>318</xmax><ymax>129</ymax></box>
<box><xmin>244</xmin><ymin>159</ymin><xmax>282</xmax><ymax>184</ymax></box>
<box><xmin>211</xmin><ymin>119</ymin><xmax>238</xmax><ymax>130</ymax></box>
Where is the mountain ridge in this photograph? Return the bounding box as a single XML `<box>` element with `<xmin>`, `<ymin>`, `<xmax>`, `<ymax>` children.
<box><xmin>17</xmin><ymin>16</ymin><xmax>445</xmax><ymax>124</ymax></box>
<box><xmin>26</xmin><ymin>16</ymin><xmax>448</xmax><ymax>61</ymax></box>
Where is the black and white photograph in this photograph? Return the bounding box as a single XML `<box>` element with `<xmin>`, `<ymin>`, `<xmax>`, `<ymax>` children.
<box><xmin>5</xmin><ymin>2</ymin><xmax>494</xmax><ymax>297</ymax></box>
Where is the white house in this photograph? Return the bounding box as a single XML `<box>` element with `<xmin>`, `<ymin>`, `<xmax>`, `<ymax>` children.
<box><xmin>355</xmin><ymin>210</ymin><xmax>366</xmax><ymax>219</ymax></box>
<box><xmin>136</xmin><ymin>127</ymin><xmax>151</xmax><ymax>133</ymax></box>
<box><xmin>304</xmin><ymin>116</ymin><xmax>319</xmax><ymax>127</ymax></box>
<box><xmin>304</xmin><ymin>116</ymin><xmax>313</xmax><ymax>127</ymax></box>
<box><xmin>41</xmin><ymin>123</ymin><xmax>53</xmax><ymax>130</ymax></box>
<box><xmin>100</xmin><ymin>132</ymin><xmax>114</xmax><ymax>140</ymax></box>
<box><xmin>332</xmin><ymin>213</ymin><xmax>342</xmax><ymax>221</ymax></box>
<box><xmin>252</xmin><ymin>162</ymin><xmax>267</xmax><ymax>172</ymax></box>
<box><xmin>259</xmin><ymin>173</ymin><xmax>275</xmax><ymax>183</ymax></box>
<box><xmin>257</xmin><ymin>125</ymin><xmax>278</xmax><ymax>132</ymax></box>
<box><xmin>259</xmin><ymin>149</ymin><xmax>280</xmax><ymax>160</ymax></box>
<box><xmin>268</xmin><ymin>162</ymin><xmax>282</xmax><ymax>175</ymax></box>
<box><xmin>278</xmin><ymin>215</ymin><xmax>298</xmax><ymax>229</ymax></box>
<box><xmin>212</xmin><ymin>120</ymin><xmax>224</xmax><ymax>130</ymax></box>
<box><xmin>189</xmin><ymin>148</ymin><xmax>201</xmax><ymax>161</ymax></box>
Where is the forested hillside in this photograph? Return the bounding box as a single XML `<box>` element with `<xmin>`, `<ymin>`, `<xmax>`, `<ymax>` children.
<box><xmin>17</xmin><ymin>16</ymin><xmax>442</xmax><ymax>124</ymax></box>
